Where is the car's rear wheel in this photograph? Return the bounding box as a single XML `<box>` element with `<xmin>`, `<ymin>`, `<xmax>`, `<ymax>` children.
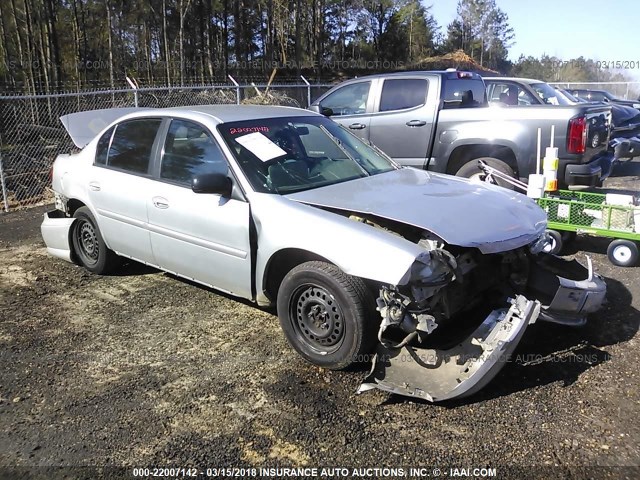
<box><xmin>456</xmin><ymin>157</ymin><xmax>515</xmax><ymax>189</ymax></box>
<box><xmin>607</xmin><ymin>239</ymin><xmax>639</xmax><ymax>267</ymax></box>
<box><xmin>276</xmin><ymin>261</ymin><xmax>375</xmax><ymax>370</ymax></box>
<box><xmin>71</xmin><ymin>206</ymin><xmax>120</xmax><ymax>274</ymax></box>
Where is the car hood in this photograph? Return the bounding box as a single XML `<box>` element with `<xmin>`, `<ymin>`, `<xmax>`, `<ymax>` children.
<box><xmin>287</xmin><ymin>168</ymin><xmax>547</xmax><ymax>254</ymax></box>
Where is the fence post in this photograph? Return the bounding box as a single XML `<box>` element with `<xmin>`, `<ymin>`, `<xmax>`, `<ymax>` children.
<box><xmin>300</xmin><ymin>75</ymin><xmax>311</xmax><ymax>107</ymax></box>
<box><xmin>126</xmin><ymin>77</ymin><xmax>139</xmax><ymax>107</ymax></box>
<box><xmin>228</xmin><ymin>75</ymin><xmax>240</xmax><ymax>104</ymax></box>
<box><xmin>0</xmin><ymin>149</ymin><xmax>8</xmax><ymax>212</ymax></box>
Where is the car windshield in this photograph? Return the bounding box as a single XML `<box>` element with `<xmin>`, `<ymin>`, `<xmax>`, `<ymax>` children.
<box><xmin>218</xmin><ymin>116</ymin><xmax>397</xmax><ymax>194</ymax></box>
<box><xmin>530</xmin><ymin>82</ymin><xmax>571</xmax><ymax>105</ymax></box>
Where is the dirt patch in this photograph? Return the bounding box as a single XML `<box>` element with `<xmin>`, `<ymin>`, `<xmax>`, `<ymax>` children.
<box><xmin>1</xmin><ymin>166</ymin><xmax>639</xmax><ymax>476</ymax></box>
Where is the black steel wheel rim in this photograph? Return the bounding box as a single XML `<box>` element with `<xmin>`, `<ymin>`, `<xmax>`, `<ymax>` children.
<box><xmin>77</xmin><ymin>219</ymin><xmax>99</xmax><ymax>265</ymax></box>
<box><xmin>290</xmin><ymin>284</ymin><xmax>345</xmax><ymax>354</ymax></box>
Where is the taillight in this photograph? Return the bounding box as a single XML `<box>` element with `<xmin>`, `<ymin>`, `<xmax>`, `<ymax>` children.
<box><xmin>567</xmin><ymin>116</ymin><xmax>587</xmax><ymax>154</ymax></box>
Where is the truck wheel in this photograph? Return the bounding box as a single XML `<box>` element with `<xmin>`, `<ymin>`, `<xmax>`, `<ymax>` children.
<box><xmin>542</xmin><ymin>229</ymin><xmax>563</xmax><ymax>255</ymax></box>
<box><xmin>607</xmin><ymin>239</ymin><xmax>639</xmax><ymax>267</ymax></box>
<box><xmin>456</xmin><ymin>157</ymin><xmax>515</xmax><ymax>189</ymax></box>
<box><xmin>276</xmin><ymin>261</ymin><xmax>375</xmax><ymax>370</ymax></box>
<box><xmin>71</xmin><ymin>207</ymin><xmax>120</xmax><ymax>274</ymax></box>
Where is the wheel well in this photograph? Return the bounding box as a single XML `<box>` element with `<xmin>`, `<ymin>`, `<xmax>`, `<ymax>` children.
<box><xmin>264</xmin><ymin>248</ymin><xmax>331</xmax><ymax>301</ymax></box>
<box><xmin>66</xmin><ymin>198</ymin><xmax>86</xmax><ymax>216</ymax></box>
<box><xmin>446</xmin><ymin>145</ymin><xmax>518</xmax><ymax>176</ymax></box>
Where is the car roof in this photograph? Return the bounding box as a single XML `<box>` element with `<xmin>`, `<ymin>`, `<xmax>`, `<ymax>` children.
<box><xmin>483</xmin><ymin>77</ymin><xmax>542</xmax><ymax>84</ymax></box>
<box><xmin>162</xmin><ymin>104</ymin><xmax>319</xmax><ymax>124</ymax></box>
<box><xmin>335</xmin><ymin>70</ymin><xmax>480</xmax><ymax>82</ymax></box>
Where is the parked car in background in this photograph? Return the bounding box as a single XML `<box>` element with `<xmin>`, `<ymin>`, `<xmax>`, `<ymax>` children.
<box><xmin>42</xmin><ymin>105</ymin><xmax>606</xmax><ymax>402</ymax></box>
<box><xmin>483</xmin><ymin>77</ymin><xmax>611</xmax><ymax>149</ymax></box>
<box><xmin>312</xmin><ymin>71</ymin><xmax>611</xmax><ymax>188</ymax></box>
<box><xmin>485</xmin><ymin>77</ymin><xmax>568</xmax><ymax>106</ymax></box>
<box><xmin>569</xmin><ymin>89</ymin><xmax>640</xmax><ymax>110</ymax></box>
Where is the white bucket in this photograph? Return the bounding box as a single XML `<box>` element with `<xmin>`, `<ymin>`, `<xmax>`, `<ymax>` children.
<box><xmin>527</xmin><ymin>174</ymin><xmax>545</xmax><ymax>199</ymax></box>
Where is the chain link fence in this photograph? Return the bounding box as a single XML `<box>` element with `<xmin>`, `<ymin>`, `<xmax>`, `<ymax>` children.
<box><xmin>0</xmin><ymin>80</ymin><xmax>333</xmax><ymax>212</ymax></box>
<box><xmin>548</xmin><ymin>81</ymin><xmax>640</xmax><ymax>101</ymax></box>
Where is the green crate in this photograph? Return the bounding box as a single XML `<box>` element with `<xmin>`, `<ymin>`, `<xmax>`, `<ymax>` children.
<box><xmin>537</xmin><ymin>190</ymin><xmax>640</xmax><ymax>241</ymax></box>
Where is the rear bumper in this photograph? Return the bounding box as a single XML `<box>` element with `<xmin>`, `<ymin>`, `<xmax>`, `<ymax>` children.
<box><xmin>40</xmin><ymin>210</ymin><xmax>75</xmax><ymax>263</ymax></box>
<box><xmin>562</xmin><ymin>158</ymin><xmax>602</xmax><ymax>187</ymax></box>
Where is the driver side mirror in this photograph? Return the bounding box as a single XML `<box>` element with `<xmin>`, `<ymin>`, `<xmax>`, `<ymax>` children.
<box><xmin>320</xmin><ymin>106</ymin><xmax>334</xmax><ymax>117</ymax></box>
<box><xmin>192</xmin><ymin>172</ymin><xmax>232</xmax><ymax>197</ymax></box>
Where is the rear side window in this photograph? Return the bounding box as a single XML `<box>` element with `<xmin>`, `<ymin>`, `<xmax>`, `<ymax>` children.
<box><xmin>443</xmin><ymin>79</ymin><xmax>487</xmax><ymax>108</ymax></box>
<box><xmin>161</xmin><ymin>119</ymin><xmax>227</xmax><ymax>185</ymax></box>
<box><xmin>95</xmin><ymin>127</ymin><xmax>114</xmax><ymax>165</ymax></box>
<box><xmin>379</xmin><ymin>79</ymin><xmax>428</xmax><ymax>112</ymax></box>
<box><xmin>107</xmin><ymin>119</ymin><xmax>162</xmax><ymax>174</ymax></box>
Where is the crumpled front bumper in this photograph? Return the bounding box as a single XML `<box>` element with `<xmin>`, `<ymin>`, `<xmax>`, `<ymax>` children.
<box><xmin>40</xmin><ymin>210</ymin><xmax>75</xmax><ymax>263</ymax></box>
<box><xmin>530</xmin><ymin>255</ymin><xmax>607</xmax><ymax>326</ymax></box>
<box><xmin>358</xmin><ymin>252</ymin><xmax>607</xmax><ymax>402</ymax></box>
<box><xmin>358</xmin><ymin>295</ymin><xmax>540</xmax><ymax>402</ymax></box>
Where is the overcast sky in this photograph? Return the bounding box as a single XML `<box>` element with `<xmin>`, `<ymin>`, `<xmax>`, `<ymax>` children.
<box><xmin>428</xmin><ymin>0</ymin><xmax>640</xmax><ymax>80</ymax></box>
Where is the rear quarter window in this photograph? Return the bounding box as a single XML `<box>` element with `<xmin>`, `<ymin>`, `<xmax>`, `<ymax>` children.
<box><xmin>442</xmin><ymin>79</ymin><xmax>487</xmax><ymax>108</ymax></box>
<box><xmin>95</xmin><ymin>127</ymin><xmax>114</xmax><ymax>165</ymax></box>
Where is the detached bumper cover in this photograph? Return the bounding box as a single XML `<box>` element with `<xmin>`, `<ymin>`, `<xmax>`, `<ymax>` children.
<box><xmin>358</xmin><ymin>295</ymin><xmax>540</xmax><ymax>402</ymax></box>
<box><xmin>41</xmin><ymin>210</ymin><xmax>75</xmax><ymax>263</ymax></box>
<box><xmin>532</xmin><ymin>255</ymin><xmax>607</xmax><ymax>326</ymax></box>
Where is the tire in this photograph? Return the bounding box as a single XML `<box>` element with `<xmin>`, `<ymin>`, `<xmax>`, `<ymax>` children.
<box><xmin>542</xmin><ymin>229</ymin><xmax>563</xmax><ymax>255</ymax></box>
<box><xmin>71</xmin><ymin>206</ymin><xmax>120</xmax><ymax>274</ymax></box>
<box><xmin>590</xmin><ymin>132</ymin><xmax>600</xmax><ymax>148</ymax></box>
<box><xmin>276</xmin><ymin>261</ymin><xmax>375</xmax><ymax>370</ymax></box>
<box><xmin>456</xmin><ymin>157</ymin><xmax>515</xmax><ymax>189</ymax></box>
<box><xmin>607</xmin><ymin>239</ymin><xmax>639</xmax><ymax>267</ymax></box>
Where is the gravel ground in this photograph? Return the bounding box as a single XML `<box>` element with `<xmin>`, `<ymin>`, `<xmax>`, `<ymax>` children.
<box><xmin>0</xmin><ymin>163</ymin><xmax>639</xmax><ymax>480</ymax></box>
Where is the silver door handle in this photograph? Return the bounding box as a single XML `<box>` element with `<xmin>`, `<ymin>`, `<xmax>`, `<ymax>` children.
<box><xmin>349</xmin><ymin>123</ymin><xmax>367</xmax><ymax>130</ymax></box>
<box><xmin>89</xmin><ymin>181</ymin><xmax>101</xmax><ymax>191</ymax></box>
<box><xmin>152</xmin><ymin>197</ymin><xmax>169</xmax><ymax>209</ymax></box>
<box><xmin>406</xmin><ymin>120</ymin><xmax>427</xmax><ymax>127</ymax></box>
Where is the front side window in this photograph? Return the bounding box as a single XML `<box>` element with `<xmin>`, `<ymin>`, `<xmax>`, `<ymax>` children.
<box><xmin>107</xmin><ymin>119</ymin><xmax>162</xmax><ymax>174</ymax></box>
<box><xmin>218</xmin><ymin>116</ymin><xmax>396</xmax><ymax>194</ymax></box>
<box><xmin>161</xmin><ymin>119</ymin><xmax>227</xmax><ymax>185</ymax></box>
<box><xmin>530</xmin><ymin>83</ymin><xmax>569</xmax><ymax>105</ymax></box>
<box><xmin>488</xmin><ymin>82</ymin><xmax>536</xmax><ymax>106</ymax></box>
<box><xmin>379</xmin><ymin>79</ymin><xmax>428</xmax><ymax>112</ymax></box>
<box><xmin>319</xmin><ymin>82</ymin><xmax>371</xmax><ymax>116</ymax></box>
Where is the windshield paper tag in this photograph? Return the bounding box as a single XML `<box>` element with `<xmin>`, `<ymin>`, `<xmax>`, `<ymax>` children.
<box><xmin>235</xmin><ymin>132</ymin><xmax>287</xmax><ymax>162</ymax></box>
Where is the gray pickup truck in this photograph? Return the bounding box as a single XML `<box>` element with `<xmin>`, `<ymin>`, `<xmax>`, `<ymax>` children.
<box><xmin>310</xmin><ymin>71</ymin><xmax>612</xmax><ymax>187</ymax></box>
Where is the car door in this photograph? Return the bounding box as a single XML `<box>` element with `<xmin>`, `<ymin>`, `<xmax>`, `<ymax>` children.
<box><xmin>367</xmin><ymin>77</ymin><xmax>434</xmax><ymax>168</ymax></box>
<box><xmin>316</xmin><ymin>80</ymin><xmax>374</xmax><ymax>141</ymax></box>
<box><xmin>146</xmin><ymin>118</ymin><xmax>252</xmax><ymax>298</ymax></box>
<box><xmin>88</xmin><ymin>118</ymin><xmax>162</xmax><ymax>264</ymax></box>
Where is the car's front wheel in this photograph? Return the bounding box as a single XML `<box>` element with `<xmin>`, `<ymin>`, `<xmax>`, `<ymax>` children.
<box><xmin>276</xmin><ymin>261</ymin><xmax>375</xmax><ymax>370</ymax></box>
<box><xmin>71</xmin><ymin>206</ymin><xmax>120</xmax><ymax>274</ymax></box>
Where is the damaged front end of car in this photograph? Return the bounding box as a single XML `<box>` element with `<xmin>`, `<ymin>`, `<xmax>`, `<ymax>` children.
<box><xmin>358</xmin><ymin>236</ymin><xmax>606</xmax><ymax>402</ymax></box>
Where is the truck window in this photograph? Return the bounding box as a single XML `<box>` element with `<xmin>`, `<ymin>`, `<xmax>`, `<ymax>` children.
<box><xmin>442</xmin><ymin>79</ymin><xmax>487</xmax><ymax>108</ymax></box>
<box><xmin>319</xmin><ymin>82</ymin><xmax>371</xmax><ymax>116</ymax></box>
<box><xmin>488</xmin><ymin>82</ymin><xmax>536</xmax><ymax>106</ymax></box>
<box><xmin>379</xmin><ymin>79</ymin><xmax>428</xmax><ymax>112</ymax></box>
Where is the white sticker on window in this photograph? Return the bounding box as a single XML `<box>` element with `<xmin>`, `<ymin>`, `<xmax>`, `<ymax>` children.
<box><xmin>235</xmin><ymin>132</ymin><xmax>287</xmax><ymax>162</ymax></box>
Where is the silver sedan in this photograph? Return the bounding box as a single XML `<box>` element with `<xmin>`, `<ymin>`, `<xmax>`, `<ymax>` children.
<box><xmin>42</xmin><ymin>105</ymin><xmax>606</xmax><ymax>402</ymax></box>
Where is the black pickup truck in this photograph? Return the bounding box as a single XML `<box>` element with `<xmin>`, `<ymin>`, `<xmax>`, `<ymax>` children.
<box><xmin>311</xmin><ymin>71</ymin><xmax>612</xmax><ymax>187</ymax></box>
